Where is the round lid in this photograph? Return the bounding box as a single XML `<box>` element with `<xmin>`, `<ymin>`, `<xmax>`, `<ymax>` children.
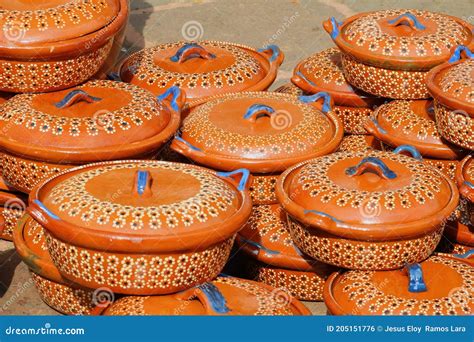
<box><xmin>13</xmin><ymin>214</ymin><xmax>63</xmax><ymax>283</ymax></box>
<box><xmin>276</xmin><ymin>150</ymin><xmax>459</xmax><ymax>240</ymax></box>
<box><xmin>28</xmin><ymin>160</ymin><xmax>252</xmax><ymax>253</ymax></box>
<box><xmin>170</xmin><ymin>91</ymin><xmax>343</xmax><ymax>173</ymax></box>
<box><xmin>0</xmin><ymin>0</ymin><xmax>120</xmax><ymax>45</ymax></box>
<box><xmin>427</xmin><ymin>46</ymin><xmax>474</xmax><ymax>116</ymax></box>
<box><xmin>365</xmin><ymin>99</ymin><xmax>465</xmax><ymax>159</ymax></box>
<box><xmin>324</xmin><ymin>255</ymin><xmax>473</xmax><ymax>315</ymax></box>
<box><xmin>324</xmin><ymin>9</ymin><xmax>473</xmax><ymax>70</ymax></box>
<box><xmin>0</xmin><ymin>80</ymin><xmax>183</xmax><ymax>163</ymax></box>
<box><xmin>119</xmin><ymin>41</ymin><xmax>283</xmax><ymax>103</ymax></box>
<box><xmin>292</xmin><ymin>48</ymin><xmax>380</xmax><ymax>107</ymax></box>
<box><xmin>236</xmin><ymin>204</ymin><xmax>325</xmax><ymax>271</ymax></box>
<box><xmin>102</xmin><ymin>276</ymin><xmax>310</xmax><ymax>315</ymax></box>
<box><xmin>456</xmin><ymin>154</ymin><xmax>474</xmax><ymax>202</ymax></box>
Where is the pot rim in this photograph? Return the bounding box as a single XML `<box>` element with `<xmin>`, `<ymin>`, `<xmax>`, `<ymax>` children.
<box><xmin>117</xmin><ymin>40</ymin><xmax>285</xmax><ymax>107</ymax></box>
<box><xmin>276</xmin><ymin>156</ymin><xmax>459</xmax><ymax>241</ymax></box>
<box><xmin>170</xmin><ymin>92</ymin><xmax>344</xmax><ymax>173</ymax></box>
<box><xmin>13</xmin><ymin>214</ymin><xmax>65</xmax><ymax>284</ymax></box>
<box><xmin>426</xmin><ymin>59</ymin><xmax>474</xmax><ymax>117</ymax></box>
<box><xmin>27</xmin><ymin>160</ymin><xmax>253</xmax><ymax>254</ymax></box>
<box><xmin>365</xmin><ymin>102</ymin><xmax>465</xmax><ymax>160</ymax></box>
<box><xmin>0</xmin><ymin>91</ymin><xmax>182</xmax><ymax>164</ymax></box>
<box><xmin>0</xmin><ymin>0</ymin><xmax>129</xmax><ymax>59</ymax></box>
<box><xmin>325</xmin><ymin>11</ymin><xmax>474</xmax><ymax>71</ymax></box>
<box><xmin>456</xmin><ymin>155</ymin><xmax>474</xmax><ymax>202</ymax></box>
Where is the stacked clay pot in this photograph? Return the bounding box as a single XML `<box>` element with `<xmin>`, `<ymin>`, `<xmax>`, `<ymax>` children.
<box><xmin>170</xmin><ymin>91</ymin><xmax>344</xmax><ymax>300</ymax></box>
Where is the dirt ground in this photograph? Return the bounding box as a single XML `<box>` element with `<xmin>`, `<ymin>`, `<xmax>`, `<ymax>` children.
<box><xmin>0</xmin><ymin>0</ymin><xmax>472</xmax><ymax>316</ymax></box>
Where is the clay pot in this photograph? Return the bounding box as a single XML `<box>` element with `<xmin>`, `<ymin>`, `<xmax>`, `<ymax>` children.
<box><xmin>427</xmin><ymin>46</ymin><xmax>474</xmax><ymax>150</ymax></box>
<box><xmin>456</xmin><ymin>155</ymin><xmax>474</xmax><ymax>227</ymax></box>
<box><xmin>100</xmin><ymin>276</ymin><xmax>311</xmax><ymax>315</ymax></box>
<box><xmin>170</xmin><ymin>91</ymin><xmax>343</xmax><ymax>204</ymax></box>
<box><xmin>13</xmin><ymin>214</ymin><xmax>97</xmax><ymax>315</ymax></box>
<box><xmin>0</xmin><ymin>190</ymin><xmax>27</xmax><ymax>240</ymax></box>
<box><xmin>323</xmin><ymin>10</ymin><xmax>473</xmax><ymax>99</ymax></box>
<box><xmin>0</xmin><ymin>0</ymin><xmax>129</xmax><ymax>93</ymax></box>
<box><xmin>276</xmin><ymin>150</ymin><xmax>459</xmax><ymax>270</ymax></box>
<box><xmin>27</xmin><ymin>160</ymin><xmax>252</xmax><ymax>295</ymax></box>
<box><xmin>236</xmin><ymin>204</ymin><xmax>337</xmax><ymax>301</ymax></box>
<box><xmin>337</xmin><ymin>135</ymin><xmax>382</xmax><ymax>153</ymax></box>
<box><xmin>292</xmin><ymin>48</ymin><xmax>387</xmax><ymax>134</ymax></box>
<box><xmin>0</xmin><ymin>80</ymin><xmax>184</xmax><ymax>193</ymax></box>
<box><xmin>324</xmin><ymin>255</ymin><xmax>473</xmax><ymax>315</ymax></box>
<box><xmin>118</xmin><ymin>41</ymin><xmax>284</xmax><ymax>106</ymax></box>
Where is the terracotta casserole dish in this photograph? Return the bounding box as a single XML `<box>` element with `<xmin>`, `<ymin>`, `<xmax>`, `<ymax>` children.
<box><xmin>426</xmin><ymin>46</ymin><xmax>474</xmax><ymax>151</ymax></box>
<box><xmin>324</xmin><ymin>255</ymin><xmax>473</xmax><ymax>315</ymax></box>
<box><xmin>276</xmin><ymin>150</ymin><xmax>459</xmax><ymax>270</ymax></box>
<box><xmin>27</xmin><ymin>160</ymin><xmax>252</xmax><ymax>295</ymax></box>
<box><xmin>14</xmin><ymin>214</ymin><xmax>97</xmax><ymax>315</ymax></box>
<box><xmin>99</xmin><ymin>276</ymin><xmax>311</xmax><ymax>316</ymax></box>
<box><xmin>170</xmin><ymin>91</ymin><xmax>343</xmax><ymax>204</ymax></box>
<box><xmin>0</xmin><ymin>0</ymin><xmax>129</xmax><ymax>93</ymax></box>
<box><xmin>117</xmin><ymin>41</ymin><xmax>284</xmax><ymax>108</ymax></box>
<box><xmin>0</xmin><ymin>80</ymin><xmax>183</xmax><ymax>193</ymax></box>
<box><xmin>323</xmin><ymin>9</ymin><xmax>473</xmax><ymax>99</ymax></box>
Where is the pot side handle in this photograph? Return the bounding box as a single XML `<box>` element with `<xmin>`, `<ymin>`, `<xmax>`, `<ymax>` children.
<box><xmin>345</xmin><ymin>157</ymin><xmax>397</xmax><ymax>180</ymax></box>
<box><xmin>27</xmin><ymin>199</ymin><xmax>61</xmax><ymax>228</ymax></box>
<box><xmin>453</xmin><ymin>249</ymin><xmax>474</xmax><ymax>259</ymax></box>
<box><xmin>304</xmin><ymin>209</ymin><xmax>342</xmax><ymax>228</ymax></box>
<box><xmin>363</xmin><ymin>117</ymin><xmax>387</xmax><ymax>138</ymax></box>
<box><xmin>216</xmin><ymin>168</ymin><xmax>250</xmax><ymax>192</ymax></box>
<box><xmin>322</xmin><ymin>17</ymin><xmax>343</xmax><ymax>39</ymax></box>
<box><xmin>459</xmin><ymin>181</ymin><xmax>474</xmax><ymax>202</ymax></box>
<box><xmin>157</xmin><ymin>86</ymin><xmax>186</xmax><ymax>113</ymax></box>
<box><xmin>393</xmin><ymin>145</ymin><xmax>423</xmax><ymax>161</ymax></box>
<box><xmin>257</xmin><ymin>45</ymin><xmax>284</xmax><ymax>66</ymax></box>
<box><xmin>448</xmin><ymin>45</ymin><xmax>474</xmax><ymax>63</ymax></box>
<box><xmin>54</xmin><ymin>89</ymin><xmax>102</xmax><ymax>109</ymax></box>
<box><xmin>176</xmin><ymin>282</ymin><xmax>231</xmax><ymax>315</ymax></box>
<box><xmin>299</xmin><ymin>92</ymin><xmax>333</xmax><ymax>113</ymax></box>
<box><xmin>405</xmin><ymin>263</ymin><xmax>427</xmax><ymax>293</ymax></box>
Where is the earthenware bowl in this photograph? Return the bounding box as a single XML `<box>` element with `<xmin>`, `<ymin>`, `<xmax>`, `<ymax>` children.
<box><xmin>276</xmin><ymin>150</ymin><xmax>459</xmax><ymax>270</ymax></box>
<box><xmin>99</xmin><ymin>276</ymin><xmax>311</xmax><ymax>315</ymax></box>
<box><xmin>324</xmin><ymin>255</ymin><xmax>473</xmax><ymax>315</ymax></box>
<box><xmin>292</xmin><ymin>48</ymin><xmax>387</xmax><ymax>134</ymax></box>
<box><xmin>118</xmin><ymin>41</ymin><xmax>284</xmax><ymax>107</ymax></box>
<box><xmin>427</xmin><ymin>46</ymin><xmax>474</xmax><ymax>151</ymax></box>
<box><xmin>0</xmin><ymin>0</ymin><xmax>129</xmax><ymax>93</ymax></box>
<box><xmin>28</xmin><ymin>160</ymin><xmax>252</xmax><ymax>295</ymax></box>
<box><xmin>0</xmin><ymin>80</ymin><xmax>184</xmax><ymax>193</ymax></box>
<box><xmin>324</xmin><ymin>10</ymin><xmax>473</xmax><ymax>99</ymax></box>
<box><xmin>13</xmin><ymin>215</ymin><xmax>97</xmax><ymax>315</ymax></box>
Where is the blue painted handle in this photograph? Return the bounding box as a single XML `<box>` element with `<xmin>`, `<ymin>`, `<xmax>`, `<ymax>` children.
<box><xmin>157</xmin><ymin>86</ymin><xmax>182</xmax><ymax>112</ymax></box>
<box><xmin>197</xmin><ymin>283</ymin><xmax>230</xmax><ymax>314</ymax></box>
<box><xmin>328</xmin><ymin>17</ymin><xmax>342</xmax><ymax>39</ymax></box>
<box><xmin>304</xmin><ymin>210</ymin><xmax>342</xmax><ymax>223</ymax></box>
<box><xmin>174</xmin><ymin>134</ymin><xmax>202</xmax><ymax>152</ymax></box>
<box><xmin>453</xmin><ymin>249</ymin><xmax>474</xmax><ymax>259</ymax></box>
<box><xmin>55</xmin><ymin>89</ymin><xmax>102</xmax><ymax>109</ymax></box>
<box><xmin>299</xmin><ymin>92</ymin><xmax>332</xmax><ymax>113</ymax></box>
<box><xmin>448</xmin><ymin>45</ymin><xmax>474</xmax><ymax>63</ymax></box>
<box><xmin>170</xmin><ymin>43</ymin><xmax>216</xmax><ymax>62</ymax></box>
<box><xmin>464</xmin><ymin>180</ymin><xmax>474</xmax><ymax>189</ymax></box>
<box><xmin>136</xmin><ymin>170</ymin><xmax>150</xmax><ymax>196</ymax></box>
<box><xmin>216</xmin><ymin>169</ymin><xmax>250</xmax><ymax>192</ymax></box>
<box><xmin>388</xmin><ymin>12</ymin><xmax>426</xmax><ymax>30</ymax></box>
<box><xmin>393</xmin><ymin>145</ymin><xmax>423</xmax><ymax>161</ymax></box>
<box><xmin>243</xmin><ymin>104</ymin><xmax>275</xmax><ymax>121</ymax></box>
<box><xmin>239</xmin><ymin>237</ymin><xmax>280</xmax><ymax>256</ymax></box>
<box><xmin>346</xmin><ymin>157</ymin><xmax>397</xmax><ymax>179</ymax></box>
<box><xmin>106</xmin><ymin>72</ymin><xmax>122</xmax><ymax>82</ymax></box>
<box><xmin>406</xmin><ymin>263</ymin><xmax>427</xmax><ymax>293</ymax></box>
<box><xmin>33</xmin><ymin>200</ymin><xmax>60</xmax><ymax>221</ymax></box>
<box><xmin>370</xmin><ymin>118</ymin><xmax>387</xmax><ymax>135</ymax></box>
<box><xmin>257</xmin><ymin>45</ymin><xmax>281</xmax><ymax>62</ymax></box>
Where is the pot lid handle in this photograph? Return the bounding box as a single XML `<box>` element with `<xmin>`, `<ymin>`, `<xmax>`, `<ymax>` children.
<box><xmin>170</xmin><ymin>43</ymin><xmax>216</xmax><ymax>63</ymax></box>
<box><xmin>257</xmin><ymin>45</ymin><xmax>282</xmax><ymax>62</ymax></box>
<box><xmin>345</xmin><ymin>157</ymin><xmax>397</xmax><ymax>180</ymax></box>
<box><xmin>448</xmin><ymin>45</ymin><xmax>474</xmax><ymax>63</ymax></box>
<box><xmin>299</xmin><ymin>92</ymin><xmax>332</xmax><ymax>113</ymax></box>
<box><xmin>216</xmin><ymin>168</ymin><xmax>250</xmax><ymax>192</ymax></box>
<box><xmin>243</xmin><ymin>104</ymin><xmax>276</xmax><ymax>122</ymax></box>
<box><xmin>323</xmin><ymin>17</ymin><xmax>343</xmax><ymax>39</ymax></box>
<box><xmin>176</xmin><ymin>282</ymin><xmax>230</xmax><ymax>315</ymax></box>
<box><xmin>405</xmin><ymin>263</ymin><xmax>427</xmax><ymax>293</ymax></box>
<box><xmin>133</xmin><ymin>170</ymin><xmax>152</xmax><ymax>197</ymax></box>
<box><xmin>393</xmin><ymin>145</ymin><xmax>423</xmax><ymax>161</ymax></box>
<box><xmin>54</xmin><ymin>89</ymin><xmax>102</xmax><ymax>109</ymax></box>
<box><xmin>387</xmin><ymin>12</ymin><xmax>426</xmax><ymax>31</ymax></box>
